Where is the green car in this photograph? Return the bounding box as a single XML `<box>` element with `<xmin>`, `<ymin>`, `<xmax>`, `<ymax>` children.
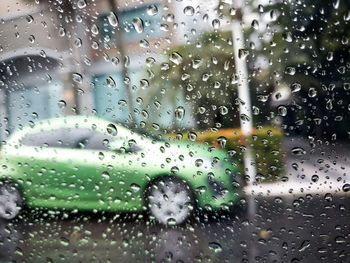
<box><xmin>0</xmin><ymin>116</ymin><xmax>240</xmax><ymax>225</ymax></box>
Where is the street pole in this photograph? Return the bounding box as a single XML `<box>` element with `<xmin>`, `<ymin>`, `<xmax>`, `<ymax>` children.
<box><xmin>231</xmin><ymin>16</ymin><xmax>257</xmax><ymax>260</ymax></box>
<box><xmin>231</xmin><ymin>18</ymin><xmax>256</xmax><ymax>185</ymax></box>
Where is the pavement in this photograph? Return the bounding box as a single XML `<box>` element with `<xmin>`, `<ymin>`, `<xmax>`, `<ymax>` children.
<box><xmin>246</xmin><ymin>137</ymin><xmax>349</xmax><ymax>196</ymax></box>
<box><xmin>1</xmin><ymin>194</ymin><xmax>349</xmax><ymax>263</ymax></box>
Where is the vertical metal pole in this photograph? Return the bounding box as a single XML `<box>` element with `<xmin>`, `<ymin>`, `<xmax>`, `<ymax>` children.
<box><xmin>231</xmin><ymin>19</ymin><xmax>256</xmax><ymax>185</ymax></box>
<box><xmin>231</xmin><ymin>18</ymin><xmax>257</xmax><ymax>260</ymax></box>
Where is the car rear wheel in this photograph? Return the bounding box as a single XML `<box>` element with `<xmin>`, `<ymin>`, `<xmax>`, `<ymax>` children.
<box><xmin>0</xmin><ymin>182</ymin><xmax>22</xmax><ymax>220</ymax></box>
<box><xmin>146</xmin><ymin>177</ymin><xmax>194</xmax><ymax>225</ymax></box>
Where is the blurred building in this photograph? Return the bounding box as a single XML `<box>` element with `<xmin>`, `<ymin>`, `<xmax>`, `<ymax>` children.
<box><xmin>0</xmin><ymin>0</ymin><xmax>197</xmax><ymax>141</ymax></box>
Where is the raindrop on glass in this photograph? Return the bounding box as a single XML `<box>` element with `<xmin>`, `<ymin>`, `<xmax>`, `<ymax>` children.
<box><xmin>107</xmin><ymin>12</ymin><xmax>119</xmax><ymax>27</ymax></box>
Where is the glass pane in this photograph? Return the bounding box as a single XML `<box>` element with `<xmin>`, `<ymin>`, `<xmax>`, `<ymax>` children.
<box><xmin>0</xmin><ymin>0</ymin><xmax>349</xmax><ymax>262</ymax></box>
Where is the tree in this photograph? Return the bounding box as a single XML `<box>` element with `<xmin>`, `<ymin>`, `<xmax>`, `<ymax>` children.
<box><xmin>145</xmin><ymin>31</ymin><xmax>242</xmax><ymax>130</ymax></box>
<box><xmin>255</xmin><ymin>0</ymin><xmax>350</xmax><ymax>139</ymax></box>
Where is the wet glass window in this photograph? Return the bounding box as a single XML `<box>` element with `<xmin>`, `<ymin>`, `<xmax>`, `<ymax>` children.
<box><xmin>0</xmin><ymin>0</ymin><xmax>349</xmax><ymax>262</ymax></box>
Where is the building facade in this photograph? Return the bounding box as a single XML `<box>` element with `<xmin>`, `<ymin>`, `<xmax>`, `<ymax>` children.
<box><xmin>0</xmin><ymin>0</ymin><xmax>197</xmax><ymax>141</ymax></box>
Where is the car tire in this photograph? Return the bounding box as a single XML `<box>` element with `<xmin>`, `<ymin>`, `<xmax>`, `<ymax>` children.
<box><xmin>0</xmin><ymin>182</ymin><xmax>22</xmax><ymax>220</ymax></box>
<box><xmin>146</xmin><ymin>177</ymin><xmax>194</xmax><ymax>226</ymax></box>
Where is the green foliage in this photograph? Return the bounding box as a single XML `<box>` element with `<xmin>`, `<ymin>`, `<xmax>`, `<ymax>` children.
<box><xmin>257</xmin><ymin>1</ymin><xmax>350</xmax><ymax>139</ymax></box>
<box><xmin>146</xmin><ymin>31</ymin><xmax>243</xmax><ymax>129</ymax></box>
<box><xmin>169</xmin><ymin>127</ymin><xmax>284</xmax><ymax>182</ymax></box>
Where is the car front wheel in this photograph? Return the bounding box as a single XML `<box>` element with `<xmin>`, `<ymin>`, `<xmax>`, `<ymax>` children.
<box><xmin>146</xmin><ymin>177</ymin><xmax>194</xmax><ymax>226</ymax></box>
<box><xmin>0</xmin><ymin>182</ymin><xmax>22</xmax><ymax>220</ymax></box>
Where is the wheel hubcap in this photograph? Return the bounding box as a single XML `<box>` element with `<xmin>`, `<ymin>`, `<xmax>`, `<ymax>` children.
<box><xmin>148</xmin><ymin>180</ymin><xmax>193</xmax><ymax>225</ymax></box>
<box><xmin>0</xmin><ymin>185</ymin><xmax>21</xmax><ymax>220</ymax></box>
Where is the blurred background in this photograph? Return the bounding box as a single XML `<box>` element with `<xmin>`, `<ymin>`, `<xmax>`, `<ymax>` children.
<box><xmin>1</xmin><ymin>0</ymin><xmax>348</xmax><ymax>138</ymax></box>
<box><xmin>0</xmin><ymin>0</ymin><xmax>349</xmax><ymax>261</ymax></box>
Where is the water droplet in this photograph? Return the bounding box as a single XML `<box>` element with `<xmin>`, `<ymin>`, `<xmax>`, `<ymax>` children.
<box><xmin>195</xmin><ymin>159</ymin><xmax>203</xmax><ymax>167</ymax></box>
<box><xmin>213</xmin><ymin>81</ymin><xmax>221</xmax><ymax>89</ymax></box>
<box><xmin>72</xmin><ymin>73</ymin><xmax>83</xmax><ymax>84</ymax></box>
<box><xmin>333</xmin><ymin>0</ymin><xmax>339</xmax><ymax>9</ymax></box>
<box><xmin>219</xmin><ymin>106</ymin><xmax>228</xmax><ymax>115</ymax></box>
<box><xmin>188</xmin><ymin>132</ymin><xmax>197</xmax><ymax>141</ymax></box>
<box><xmin>184</xmin><ymin>6</ymin><xmax>195</xmax><ymax>16</ymax></box>
<box><xmin>146</xmin><ymin>57</ymin><xmax>155</xmax><ymax>67</ymax></box>
<box><xmin>326</xmin><ymin>99</ymin><xmax>333</xmax><ymax>110</ymax></box>
<box><xmin>98</xmin><ymin>152</ymin><xmax>105</xmax><ymax>160</ymax></box>
<box><xmin>217</xmin><ymin>136</ymin><xmax>227</xmax><ymax>148</ymax></box>
<box><xmin>77</xmin><ymin>0</ymin><xmax>86</xmax><ymax>9</ymax></box>
<box><xmin>299</xmin><ymin>240</ymin><xmax>310</xmax><ymax>252</ymax></box>
<box><xmin>324</xmin><ymin>193</ymin><xmax>333</xmax><ymax>202</ymax></box>
<box><xmin>111</xmin><ymin>57</ymin><xmax>120</xmax><ymax>66</ymax></box>
<box><xmin>160</xmin><ymin>23</ymin><xmax>169</xmax><ymax>31</ymax></box>
<box><xmin>192</xmin><ymin>59</ymin><xmax>202</xmax><ymax>69</ymax></box>
<box><xmin>59</xmin><ymin>26</ymin><xmax>65</xmax><ymax>37</ymax></box>
<box><xmin>285</xmin><ymin>66</ymin><xmax>296</xmax><ymax>75</ymax></box>
<box><xmin>169</xmin><ymin>52</ymin><xmax>183</xmax><ymax>65</ymax></box>
<box><xmin>212</xmin><ymin>19</ymin><xmax>220</xmax><ymax>29</ymax></box>
<box><xmin>57</xmin><ymin>100</ymin><xmax>66</xmax><ymax>109</ymax></box>
<box><xmin>282</xmin><ymin>32</ymin><xmax>293</xmax><ymax>42</ymax></box>
<box><xmin>106</xmin><ymin>76</ymin><xmax>116</xmax><ymax>88</ymax></box>
<box><xmin>240</xmin><ymin>114</ymin><xmax>250</xmax><ymax>122</ymax></box>
<box><xmin>335</xmin><ymin>236</ymin><xmax>346</xmax><ymax>244</ymax></box>
<box><xmin>74</xmin><ymin>38</ymin><xmax>82</xmax><ymax>48</ymax></box>
<box><xmin>175</xmin><ymin>106</ymin><xmax>185</xmax><ymax>121</ymax></box>
<box><xmin>102</xmin><ymin>171</ymin><xmax>110</xmax><ymax>180</ymax></box>
<box><xmin>139</xmin><ymin>39</ymin><xmax>149</xmax><ymax>48</ymax></box>
<box><xmin>118</xmin><ymin>100</ymin><xmax>127</xmax><ymax>106</ymax></box>
<box><xmin>308</xmin><ymin>87</ymin><xmax>317</xmax><ymax>98</ymax></box>
<box><xmin>251</xmin><ymin>19</ymin><xmax>259</xmax><ymax>30</ymax></box>
<box><xmin>60</xmin><ymin>237</ymin><xmax>69</xmax><ymax>246</ymax></box>
<box><xmin>275</xmin><ymin>92</ymin><xmax>282</xmax><ymax>100</ymax></box>
<box><xmin>147</xmin><ymin>4</ymin><xmax>158</xmax><ymax>16</ymax></box>
<box><xmin>258</xmin><ymin>4</ymin><xmax>264</xmax><ymax>13</ymax></box>
<box><xmin>107</xmin><ymin>12</ymin><xmax>119</xmax><ymax>27</ymax></box>
<box><xmin>311</xmin><ymin>174</ymin><xmax>319</xmax><ymax>183</ymax></box>
<box><xmin>106</xmin><ymin>123</ymin><xmax>118</xmax><ymax>136</ymax></box>
<box><xmin>229</xmin><ymin>8</ymin><xmax>236</xmax><ymax>15</ymax></box>
<box><xmin>28</xmin><ymin>35</ymin><xmax>35</xmax><ymax>43</ymax></box>
<box><xmin>343</xmin><ymin>184</ymin><xmax>350</xmax><ymax>192</ymax></box>
<box><xmin>132</xmin><ymin>17</ymin><xmax>144</xmax><ymax>33</ymax></box>
<box><xmin>291</xmin><ymin>83</ymin><xmax>301</xmax><ymax>93</ymax></box>
<box><xmin>238</xmin><ymin>49</ymin><xmax>249</xmax><ymax>59</ymax></box>
<box><xmin>167</xmin><ymin>218</ymin><xmax>177</xmax><ymax>226</ymax></box>
<box><xmin>291</xmin><ymin>147</ymin><xmax>306</xmax><ymax>156</ymax></box>
<box><xmin>270</xmin><ymin>9</ymin><xmax>278</xmax><ymax>21</ymax></box>
<box><xmin>140</xmin><ymin>79</ymin><xmax>149</xmax><ymax>89</ymax></box>
<box><xmin>278</xmin><ymin>106</ymin><xmax>287</xmax><ymax>116</ymax></box>
<box><xmin>326</xmin><ymin>52</ymin><xmax>333</xmax><ymax>61</ymax></box>
<box><xmin>130</xmin><ymin>183</ymin><xmax>141</xmax><ymax>192</ymax></box>
<box><xmin>91</xmin><ymin>24</ymin><xmax>99</xmax><ymax>35</ymax></box>
<box><xmin>252</xmin><ymin>106</ymin><xmax>260</xmax><ymax>115</ymax></box>
<box><xmin>26</xmin><ymin>15</ymin><xmax>34</xmax><ymax>23</ymax></box>
<box><xmin>209</xmin><ymin>242</ymin><xmax>222</xmax><ymax>253</ymax></box>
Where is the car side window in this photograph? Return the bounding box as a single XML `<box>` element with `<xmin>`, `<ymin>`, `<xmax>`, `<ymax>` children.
<box><xmin>21</xmin><ymin>128</ymin><xmax>92</xmax><ymax>149</ymax></box>
<box><xmin>84</xmin><ymin>131</ymin><xmax>117</xmax><ymax>151</ymax></box>
<box><xmin>20</xmin><ymin>129</ymin><xmax>63</xmax><ymax>147</ymax></box>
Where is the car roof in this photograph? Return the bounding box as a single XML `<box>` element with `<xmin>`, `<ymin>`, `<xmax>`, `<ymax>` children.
<box><xmin>7</xmin><ymin>115</ymin><xmax>131</xmax><ymax>144</ymax></box>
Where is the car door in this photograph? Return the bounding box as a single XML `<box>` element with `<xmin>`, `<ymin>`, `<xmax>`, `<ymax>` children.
<box><xmin>84</xmin><ymin>131</ymin><xmax>146</xmax><ymax>211</ymax></box>
<box><xmin>19</xmin><ymin>127</ymin><xmax>104</xmax><ymax>208</ymax></box>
